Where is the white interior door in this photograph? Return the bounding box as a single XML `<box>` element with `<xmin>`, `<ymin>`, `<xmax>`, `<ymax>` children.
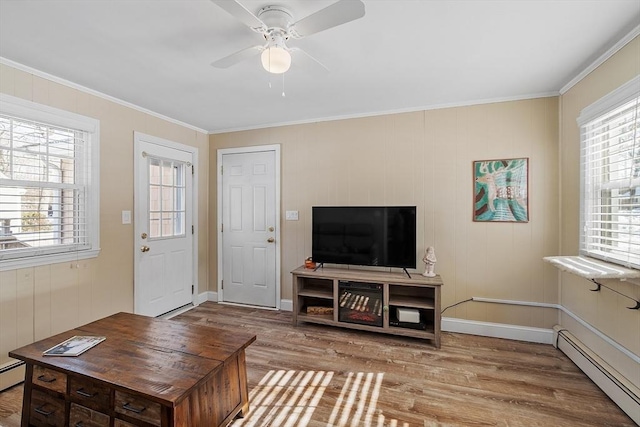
<box><xmin>220</xmin><ymin>148</ymin><xmax>279</xmax><ymax>307</ymax></box>
<box><xmin>134</xmin><ymin>133</ymin><xmax>194</xmax><ymax>317</ymax></box>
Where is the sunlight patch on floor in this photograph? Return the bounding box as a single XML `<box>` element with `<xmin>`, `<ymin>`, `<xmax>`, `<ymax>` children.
<box><xmin>327</xmin><ymin>372</ymin><xmax>385</xmax><ymax>427</ymax></box>
<box><xmin>233</xmin><ymin>370</ymin><xmax>411</xmax><ymax>427</ymax></box>
<box><xmin>235</xmin><ymin>369</ymin><xmax>333</xmax><ymax>427</ymax></box>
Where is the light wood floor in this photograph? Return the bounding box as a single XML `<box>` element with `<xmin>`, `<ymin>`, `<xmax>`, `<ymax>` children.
<box><xmin>0</xmin><ymin>302</ymin><xmax>634</xmax><ymax>426</ymax></box>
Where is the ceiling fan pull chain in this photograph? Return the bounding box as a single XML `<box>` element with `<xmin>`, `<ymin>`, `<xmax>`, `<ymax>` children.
<box><xmin>282</xmin><ymin>73</ymin><xmax>286</xmax><ymax>97</ymax></box>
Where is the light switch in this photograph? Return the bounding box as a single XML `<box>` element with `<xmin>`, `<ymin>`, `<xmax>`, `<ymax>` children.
<box><xmin>285</xmin><ymin>210</ymin><xmax>299</xmax><ymax>221</ymax></box>
<box><xmin>122</xmin><ymin>210</ymin><xmax>132</xmax><ymax>224</ymax></box>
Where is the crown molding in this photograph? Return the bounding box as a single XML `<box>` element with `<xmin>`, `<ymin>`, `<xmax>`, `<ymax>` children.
<box><xmin>0</xmin><ymin>57</ymin><xmax>208</xmax><ymax>135</ymax></box>
<box><xmin>560</xmin><ymin>24</ymin><xmax>640</xmax><ymax>95</ymax></box>
<box><xmin>3</xmin><ymin>23</ymin><xmax>637</xmax><ymax>135</ymax></box>
<box><xmin>209</xmin><ymin>91</ymin><xmax>559</xmax><ymax>134</ymax></box>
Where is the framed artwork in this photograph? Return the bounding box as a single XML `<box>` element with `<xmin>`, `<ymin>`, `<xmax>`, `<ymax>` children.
<box><xmin>473</xmin><ymin>158</ymin><xmax>529</xmax><ymax>222</ymax></box>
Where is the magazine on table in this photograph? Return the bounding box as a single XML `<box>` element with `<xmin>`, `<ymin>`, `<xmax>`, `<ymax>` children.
<box><xmin>43</xmin><ymin>335</ymin><xmax>106</xmax><ymax>357</ymax></box>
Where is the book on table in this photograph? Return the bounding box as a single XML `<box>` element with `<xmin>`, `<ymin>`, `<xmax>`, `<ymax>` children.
<box><xmin>43</xmin><ymin>335</ymin><xmax>106</xmax><ymax>357</ymax></box>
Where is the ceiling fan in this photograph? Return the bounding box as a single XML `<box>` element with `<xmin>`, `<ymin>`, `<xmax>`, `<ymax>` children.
<box><xmin>210</xmin><ymin>0</ymin><xmax>366</xmax><ymax>74</ymax></box>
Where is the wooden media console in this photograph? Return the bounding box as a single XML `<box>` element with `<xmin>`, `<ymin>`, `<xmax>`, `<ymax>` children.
<box><xmin>292</xmin><ymin>266</ymin><xmax>443</xmax><ymax>348</ymax></box>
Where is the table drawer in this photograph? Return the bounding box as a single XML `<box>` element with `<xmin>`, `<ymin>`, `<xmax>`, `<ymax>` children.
<box><xmin>69</xmin><ymin>376</ymin><xmax>111</xmax><ymax>412</ymax></box>
<box><xmin>114</xmin><ymin>419</ymin><xmax>138</xmax><ymax>427</ymax></box>
<box><xmin>69</xmin><ymin>403</ymin><xmax>110</xmax><ymax>427</ymax></box>
<box><xmin>114</xmin><ymin>390</ymin><xmax>162</xmax><ymax>426</ymax></box>
<box><xmin>30</xmin><ymin>389</ymin><xmax>66</xmax><ymax>427</ymax></box>
<box><xmin>33</xmin><ymin>365</ymin><xmax>67</xmax><ymax>394</ymax></box>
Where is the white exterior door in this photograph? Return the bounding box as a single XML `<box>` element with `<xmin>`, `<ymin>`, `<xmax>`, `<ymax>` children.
<box><xmin>220</xmin><ymin>148</ymin><xmax>279</xmax><ymax>307</ymax></box>
<box><xmin>134</xmin><ymin>133</ymin><xmax>194</xmax><ymax>317</ymax></box>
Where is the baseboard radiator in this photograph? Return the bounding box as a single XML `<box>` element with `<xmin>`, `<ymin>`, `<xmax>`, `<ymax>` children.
<box><xmin>0</xmin><ymin>359</ymin><xmax>26</xmax><ymax>391</ymax></box>
<box><xmin>0</xmin><ymin>359</ymin><xmax>24</xmax><ymax>374</ymax></box>
<box><xmin>553</xmin><ymin>326</ymin><xmax>640</xmax><ymax>424</ymax></box>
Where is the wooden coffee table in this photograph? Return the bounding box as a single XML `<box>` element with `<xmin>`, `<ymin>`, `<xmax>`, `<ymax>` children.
<box><xmin>9</xmin><ymin>312</ymin><xmax>256</xmax><ymax>427</ymax></box>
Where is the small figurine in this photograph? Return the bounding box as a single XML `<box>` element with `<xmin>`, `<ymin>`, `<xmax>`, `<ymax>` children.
<box><xmin>422</xmin><ymin>246</ymin><xmax>437</xmax><ymax>277</ymax></box>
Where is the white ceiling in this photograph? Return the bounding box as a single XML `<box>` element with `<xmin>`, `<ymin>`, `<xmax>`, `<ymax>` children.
<box><xmin>0</xmin><ymin>0</ymin><xmax>638</xmax><ymax>134</ymax></box>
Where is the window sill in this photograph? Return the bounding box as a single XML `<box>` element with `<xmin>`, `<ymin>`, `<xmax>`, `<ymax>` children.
<box><xmin>0</xmin><ymin>249</ymin><xmax>101</xmax><ymax>272</ymax></box>
<box><xmin>543</xmin><ymin>256</ymin><xmax>640</xmax><ymax>280</ymax></box>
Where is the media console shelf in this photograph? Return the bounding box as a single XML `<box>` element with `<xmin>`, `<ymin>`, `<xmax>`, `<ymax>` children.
<box><xmin>292</xmin><ymin>266</ymin><xmax>443</xmax><ymax>348</ymax></box>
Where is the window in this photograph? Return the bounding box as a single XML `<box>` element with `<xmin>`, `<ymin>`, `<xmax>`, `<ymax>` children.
<box><xmin>148</xmin><ymin>157</ymin><xmax>186</xmax><ymax>239</ymax></box>
<box><xmin>0</xmin><ymin>94</ymin><xmax>99</xmax><ymax>269</ymax></box>
<box><xmin>578</xmin><ymin>76</ymin><xmax>640</xmax><ymax>269</ymax></box>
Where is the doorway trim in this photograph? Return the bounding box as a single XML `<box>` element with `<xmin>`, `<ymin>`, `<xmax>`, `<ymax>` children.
<box><xmin>133</xmin><ymin>131</ymin><xmax>199</xmax><ymax>314</ymax></box>
<box><xmin>217</xmin><ymin>144</ymin><xmax>281</xmax><ymax>309</ymax></box>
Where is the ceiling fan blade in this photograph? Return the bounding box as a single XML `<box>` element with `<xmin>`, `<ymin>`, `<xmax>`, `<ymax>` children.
<box><xmin>210</xmin><ymin>0</ymin><xmax>266</xmax><ymax>32</ymax></box>
<box><xmin>289</xmin><ymin>48</ymin><xmax>330</xmax><ymax>73</ymax></box>
<box><xmin>211</xmin><ymin>45</ymin><xmax>263</xmax><ymax>69</ymax></box>
<box><xmin>290</xmin><ymin>0</ymin><xmax>365</xmax><ymax>38</ymax></box>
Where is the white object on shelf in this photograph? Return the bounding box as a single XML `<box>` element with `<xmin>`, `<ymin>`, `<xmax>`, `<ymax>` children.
<box><xmin>397</xmin><ymin>307</ymin><xmax>420</xmax><ymax>323</ymax></box>
<box><xmin>422</xmin><ymin>246</ymin><xmax>437</xmax><ymax>277</ymax></box>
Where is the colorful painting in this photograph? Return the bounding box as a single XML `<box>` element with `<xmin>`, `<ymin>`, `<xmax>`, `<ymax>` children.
<box><xmin>473</xmin><ymin>158</ymin><xmax>529</xmax><ymax>222</ymax></box>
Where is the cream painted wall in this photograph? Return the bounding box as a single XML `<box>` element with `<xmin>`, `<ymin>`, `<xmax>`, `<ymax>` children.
<box><xmin>210</xmin><ymin>97</ymin><xmax>560</xmax><ymax>329</ymax></box>
<box><xmin>559</xmin><ymin>36</ymin><xmax>640</xmax><ymax>388</ymax></box>
<box><xmin>0</xmin><ymin>63</ymin><xmax>209</xmax><ymax>390</ymax></box>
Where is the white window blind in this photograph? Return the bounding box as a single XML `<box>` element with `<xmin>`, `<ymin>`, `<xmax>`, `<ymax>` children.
<box><xmin>579</xmin><ymin>76</ymin><xmax>640</xmax><ymax>270</ymax></box>
<box><xmin>0</xmin><ymin>94</ymin><xmax>99</xmax><ymax>269</ymax></box>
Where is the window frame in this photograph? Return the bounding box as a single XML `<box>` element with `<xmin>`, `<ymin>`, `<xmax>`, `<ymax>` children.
<box><xmin>577</xmin><ymin>75</ymin><xmax>640</xmax><ymax>270</ymax></box>
<box><xmin>0</xmin><ymin>94</ymin><xmax>100</xmax><ymax>271</ymax></box>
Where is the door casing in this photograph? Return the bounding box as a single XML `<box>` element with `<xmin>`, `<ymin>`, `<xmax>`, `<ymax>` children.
<box><xmin>217</xmin><ymin>145</ymin><xmax>281</xmax><ymax>309</ymax></box>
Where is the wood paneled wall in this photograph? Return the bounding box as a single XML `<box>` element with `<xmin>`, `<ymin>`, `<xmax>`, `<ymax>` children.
<box><xmin>0</xmin><ymin>63</ymin><xmax>210</xmax><ymax>390</ymax></box>
<box><xmin>559</xmin><ymin>36</ymin><xmax>640</xmax><ymax>387</ymax></box>
<box><xmin>210</xmin><ymin>97</ymin><xmax>560</xmax><ymax>329</ymax></box>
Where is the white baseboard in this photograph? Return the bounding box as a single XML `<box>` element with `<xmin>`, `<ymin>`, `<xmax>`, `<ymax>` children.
<box><xmin>200</xmin><ymin>291</ymin><xmax>217</xmax><ymax>303</ymax></box>
<box><xmin>199</xmin><ymin>292</ymin><xmax>292</xmax><ymax>311</ymax></box>
<box><xmin>201</xmin><ymin>295</ymin><xmax>551</xmax><ymax>344</ymax></box>
<box><xmin>442</xmin><ymin>317</ymin><xmax>554</xmax><ymax>344</ymax></box>
<box><xmin>200</xmin><ymin>295</ymin><xmax>551</xmax><ymax>344</ymax></box>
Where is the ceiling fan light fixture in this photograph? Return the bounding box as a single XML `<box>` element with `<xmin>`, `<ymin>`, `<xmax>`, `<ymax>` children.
<box><xmin>261</xmin><ymin>46</ymin><xmax>291</xmax><ymax>74</ymax></box>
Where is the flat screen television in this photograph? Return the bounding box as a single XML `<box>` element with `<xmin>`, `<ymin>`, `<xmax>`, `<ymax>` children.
<box><xmin>312</xmin><ymin>206</ymin><xmax>416</xmax><ymax>270</ymax></box>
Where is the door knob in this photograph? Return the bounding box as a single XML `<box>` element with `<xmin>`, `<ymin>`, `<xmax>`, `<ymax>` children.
<box><xmin>267</xmin><ymin>237</ymin><xmax>275</xmax><ymax>243</ymax></box>
<box><xmin>141</xmin><ymin>245</ymin><xmax>150</xmax><ymax>252</ymax></box>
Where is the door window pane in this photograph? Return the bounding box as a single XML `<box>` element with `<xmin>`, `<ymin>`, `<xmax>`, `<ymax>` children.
<box><xmin>148</xmin><ymin>157</ymin><xmax>186</xmax><ymax>239</ymax></box>
<box><xmin>149</xmin><ymin>158</ymin><xmax>161</xmax><ymax>185</ymax></box>
<box><xmin>149</xmin><ymin>212</ymin><xmax>161</xmax><ymax>238</ymax></box>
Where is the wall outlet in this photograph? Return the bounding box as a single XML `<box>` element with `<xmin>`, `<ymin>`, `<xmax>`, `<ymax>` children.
<box><xmin>285</xmin><ymin>210</ymin><xmax>299</xmax><ymax>221</ymax></box>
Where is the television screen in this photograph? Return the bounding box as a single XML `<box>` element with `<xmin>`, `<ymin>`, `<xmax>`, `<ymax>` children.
<box><xmin>312</xmin><ymin>206</ymin><xmax>416</xmax><ymax>269</ymax></box>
